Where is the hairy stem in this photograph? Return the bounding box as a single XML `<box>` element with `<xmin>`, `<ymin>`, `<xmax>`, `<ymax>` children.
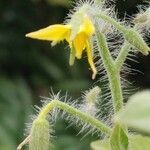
<box><xmin>115</xmin><ymin>42</ymin><xmax>131</xmax><ymax>71</ymax></box>
<box><xmin>95</xmin><ymin>13</ymin><xmax>126</xmax><ymax>33</ymax></box>
<box><xmin>38</xmin><ymin>100</ymin><xmax>112</xmax><ymax>135</ymax></box>
<box><xmin>96</xmin><ymin>31</ymin><xmax>123</xmax><ymax>112</ymax></box>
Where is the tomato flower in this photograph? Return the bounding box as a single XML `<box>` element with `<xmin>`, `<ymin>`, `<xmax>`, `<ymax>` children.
<box><xmin>26</xmin><ymin>7</ymin><xmax>97</xmax><ymax>79</ymax></box>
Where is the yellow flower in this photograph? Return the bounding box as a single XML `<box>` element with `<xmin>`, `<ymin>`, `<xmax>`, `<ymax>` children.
<box><xmin>26</xmin><ymin>14</ymin><xmax>97</xmax><ymax>79</ymax></box>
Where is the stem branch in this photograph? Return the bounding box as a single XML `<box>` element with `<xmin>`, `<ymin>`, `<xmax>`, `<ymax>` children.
<box><xmin>38</xmin><ymin>100</ymin><xmax>112</xmax><ymax>135</ymax></box>
<box><xmin>96</xmin><ymin>30</ymin><xmax>123</xmax><ymax>112</ymax></box>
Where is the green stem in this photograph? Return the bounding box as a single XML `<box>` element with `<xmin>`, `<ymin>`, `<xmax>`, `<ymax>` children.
<box><xmin>115</xmin><ymin>42</ymin><xmax>131</xmax><ymax>71</ymax></box>
<box><xmin>96</xmin><ymin>31</ymin><xmax>123</xmax><ymax>112</ymax></box>
<box><xmin>95</xmin><ymin>13</ymin><xmax>150</xmax><ymax>56</ymax></box>
<box><xmin>95</xmin><ymin>13</ymin><xmax>126</xmax><ymax>33</ymax></box>
<box><xmin>115</xmin><ymin>24</ymin><xmax>140</xmax><ymax>72</ymax></box>
<box><xmin>38</xmin><ymin>100</ymin><xmax>112</xmax><ymax>135</ymax></box>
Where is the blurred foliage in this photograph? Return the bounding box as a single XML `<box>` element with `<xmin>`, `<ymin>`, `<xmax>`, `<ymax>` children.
<box><xmin>0</xmin><ymin>0</ymin><xmax>149</xmax><ymax>150</ymax></box>
<box><xmin>0</xmin><ymin>76</ymin><xmax>32</xmax><ymax>149</ymax></box>
<box><xmin>46</xmin><ymin>0</ymin><xmax>70</xmax><ymax>7</ymax></box>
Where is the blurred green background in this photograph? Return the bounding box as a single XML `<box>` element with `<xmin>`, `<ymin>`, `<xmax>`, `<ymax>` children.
<box><xmin>0</xmin><ymin>0</ymin><xmax>149</xmax><ymax>150</ymax></box>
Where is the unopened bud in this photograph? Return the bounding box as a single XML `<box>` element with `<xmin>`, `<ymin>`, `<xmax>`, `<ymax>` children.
<box><xmin>29</xmin><ymin>118</ymin><xmax>50</xmax><ymax>150</ymax></box>
<box><xmin>69</xmin><ymin>46</ymin><xmax>76</xmax><ymax>66</ymax></box>
<box><xmin>81</xmin><ymin>86</ymin><xmax>101</xmax><ymax>116</ymax></box>
<box><xmin>134</xmin><ymin>14</ymin><xmax>148</xmax><ymax>24</ymax></box>
<box><xmin>85</xmin><ymin>86</ymin><xmax>101</xmax><ymax>104</ymax></box>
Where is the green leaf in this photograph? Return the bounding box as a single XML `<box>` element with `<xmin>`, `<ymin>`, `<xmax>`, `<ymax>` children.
<box><xmin>130</xmin><ymin>135</ymin><xmax>150</xmax><ymax>150</ymax></box>
<box><xmin>91</xmin><ymin>135</ymin><xmax>150</xmax><ymax>150</ymax></box>
<box><xmin>110</xmin><ymin>124</ymin><xmax>128</xmax><ymax>150</ymax></box>
<box><xmin>114</xmin><ymin>91</ymin><xmax>150</xmax><ymax>134</ymax></box>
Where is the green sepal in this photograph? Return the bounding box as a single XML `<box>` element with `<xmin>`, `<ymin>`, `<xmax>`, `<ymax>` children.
<box><xmin>69</xmin><ymin>45</ymin><xmax>76</xmax><ymax>66</ymax></box>
<box><xmin>110</xmin><ymin>124</ymin><xmax>128</xmax><ymax>150</ymax></box>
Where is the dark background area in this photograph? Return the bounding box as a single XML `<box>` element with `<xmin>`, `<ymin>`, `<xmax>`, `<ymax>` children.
<box><xmin>0</xmin><ymin>0</ymin><xmax>149</xmax><ymax>150</ymax></box>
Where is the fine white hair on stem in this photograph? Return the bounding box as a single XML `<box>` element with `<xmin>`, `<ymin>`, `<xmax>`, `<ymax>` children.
<box><xmin>92</xmin><ymin>6</ymin><xmax>145</xmax><ymax>124</ymax></box>
<box><xmin>92</xmin><ymin>23</ymin><xmax>117</xmax><ymax>125</ymax></box>
<box><xmin>78</xmin><ymin>86</ymin><xmax>101</xmax><ymax>117</ymax></box>
<box><xmin>64</xmin><ymin>0</ymin><xmax>111</xmax><ymax>25</ymax></box>
<box><xmin>135</xmin><ymin>3</ymin><xmax>150</xmax><ymax>30</ymax></box>
<box><xmin>119</xmin><ymin>47</ymin><xmax>145</xmax><ymax>99</ymax></box>
<box><xmin>92</xmin><ymin>0</ymin><xmax>148</xmax><ymax>108</ymax></box>
<box><xmin>58</xmin><ymin>94</ymin><xmax>103</xmax><ymax>137</ymax></box>
<box><xmin>93</xmin><ymin>51</ymin><xmax>114</xmax><ymax>125</ymax></box>
<box><xmin>25</xmin><ymin>88</ymin><xmax>110</xmax><ymax>140</ymax></box>
<box><xmin>64</xmin><ymin>0</ymin><xmax>95</xmax><ymax>24</ymax></box>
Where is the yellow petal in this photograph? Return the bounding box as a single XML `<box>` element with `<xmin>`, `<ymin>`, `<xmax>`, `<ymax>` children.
<box><xmin>86</xmin><ymin>40</ymin><xmax>97</xmax><ymax>79</ymax></box>
<box><xmin>80</xmin><ymin>15</ymin><xmax>95</xmax><ymax>36</ymax></box>
<box><xmin>26</xmin><ymin>24</ymin><xmax>71</xmax><ymax>42</ymax></box>
<box><xmin>73</xmin><ymin>32</ymin><xmax>86</xmax><ymax>59</ymax></box>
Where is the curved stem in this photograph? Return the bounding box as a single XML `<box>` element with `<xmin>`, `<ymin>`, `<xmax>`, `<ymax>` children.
<box><xmin>38</xmin><ymin>100</ymin><xmax>112</xmax><ymax>135</ymax></box>
<box><xmin>95</xmin><ymin>30</ymin><xmax>123</xmax><ymax>112</ymax></box>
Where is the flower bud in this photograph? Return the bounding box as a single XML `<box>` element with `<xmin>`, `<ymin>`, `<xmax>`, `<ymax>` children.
<box><xmin>85</xmin><ymin>86</ymin><xmax>101</xmax><ymax>104</ymax></box>
<box><xmin>29</xmin><ymin>118</ymin><xmax>50</xmax><ymax>150</ymax></box>
<box><xmin>81</xmin><ymin>86</ymin><xmax>101</xmax><ymax>116</ymax></box>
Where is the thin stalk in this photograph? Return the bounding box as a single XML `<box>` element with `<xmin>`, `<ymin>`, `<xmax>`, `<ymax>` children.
<box><xmin>96</xmin><ymin>30</ymin><xmax>123</xmax><ymax>112</ymax></box>
<box><xmin>115</xmin><ymin>42</ymin><xmax>131</xmax><ymax>71</ymax></box>
<box><xmin>38</xmin><ymin>100</ymin><xmax>112</xmax><ymax>135</ymax></box>
<box><xmin>95</xmin><ymin>13</ymin><xmax>126</xmax><ymax>33</ymax></box>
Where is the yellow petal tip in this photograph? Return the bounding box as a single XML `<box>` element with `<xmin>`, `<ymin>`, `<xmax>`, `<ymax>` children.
<box><xmin>25</xmin><ymin>33</ymin><xmax>32</xmax><ymax>38</ymax></box>
<box><xmin>92</xmin><ymin>70</ymin><xmax>97</xmax><ymax>80</ymax></box>
<box><xmin>25</xmin><ymin>33</ymin><xmax>29</xmax><ymax>37</ymax></box>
